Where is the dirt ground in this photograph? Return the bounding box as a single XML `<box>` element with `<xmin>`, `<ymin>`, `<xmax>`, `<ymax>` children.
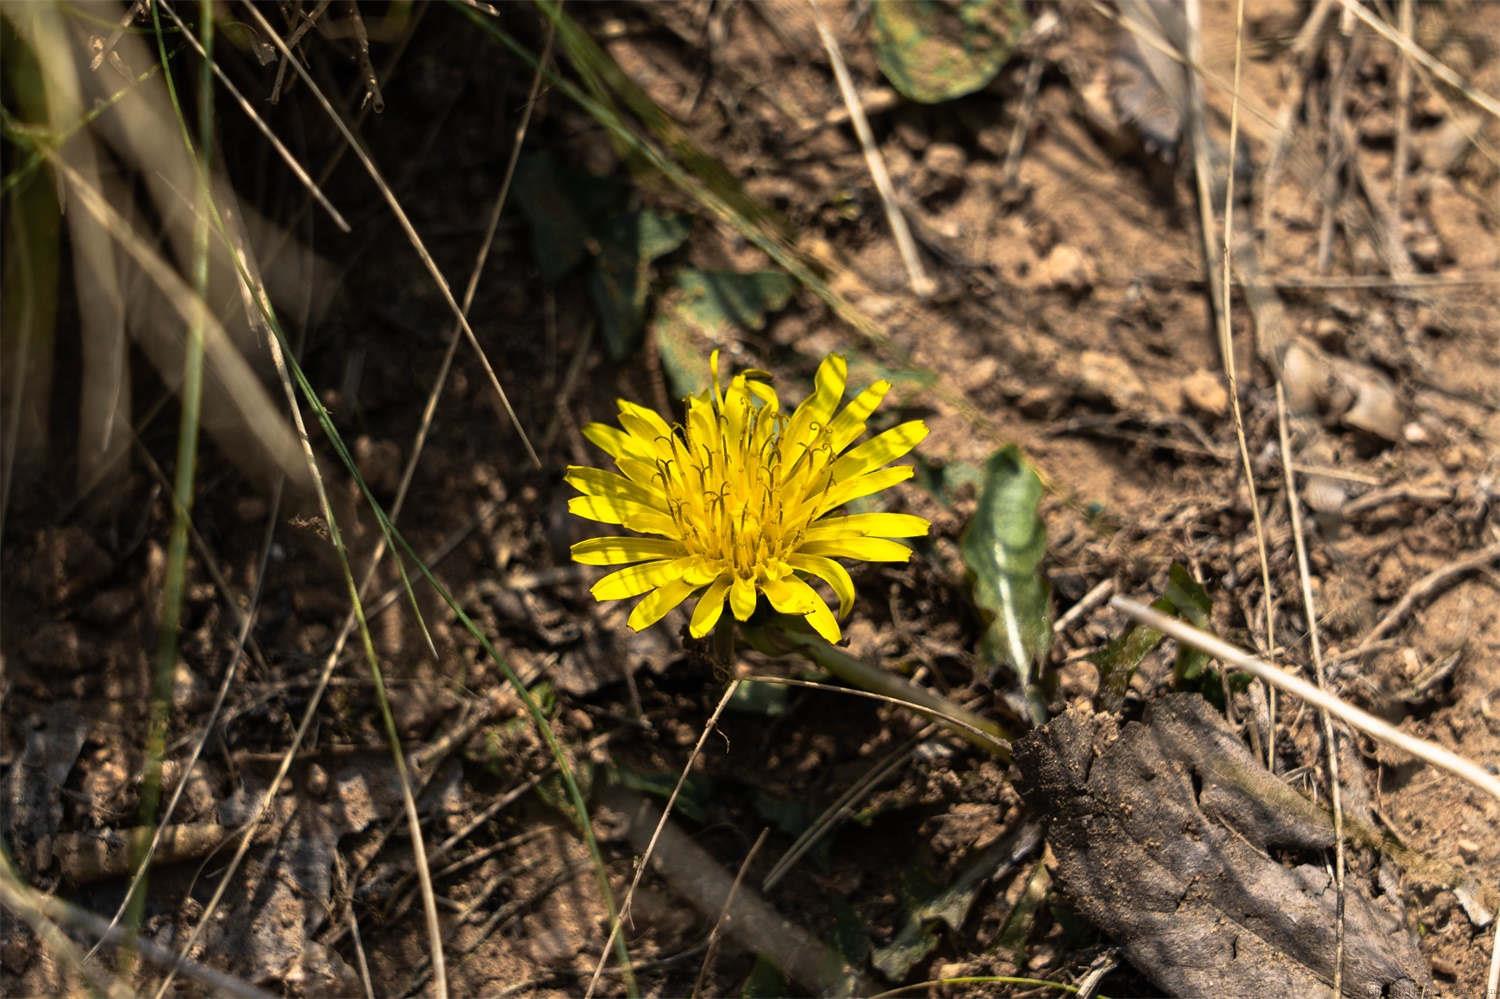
<box><xmin>3</xmin><ymin>0</ymin><xmax>1499</xmax><ymax>996</ymax></box>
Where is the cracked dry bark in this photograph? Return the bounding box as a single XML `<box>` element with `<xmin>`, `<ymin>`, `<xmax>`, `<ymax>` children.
<box><xmin>1013</xmin><ymin>694</ymin><xmax>1432</xmax><ymax>998</ymax></box>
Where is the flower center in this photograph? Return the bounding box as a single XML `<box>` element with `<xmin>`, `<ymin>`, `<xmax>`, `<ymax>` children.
<box><xmin>660</xmin><ymin>391</ymin><xmax>832</xmax><ymax>579</ymax></box>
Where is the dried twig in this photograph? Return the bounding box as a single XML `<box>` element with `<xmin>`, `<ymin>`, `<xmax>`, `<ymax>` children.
<box><xmin>1205</xmin><ymin>0</ymin><xmax>1280</xmax><ymax>767</ymax></box>
<box><xmin>1355</xmin><ymin>543</ymin><xmax>1500</xmax><ymax>654</ymax></box>
<box><xmin>1109</xmin><ymin>596</ymin><xmax>1500</xmax><ymax>804</ymax></box>
<box><xmin>1</xmin><ymin>853</ymin><xmax>274</xmax><ymax>999</ymax></box>
<box><xmin>1342</xmin><ymin>483</ymin><xmax>1452</xmax><ymax>516</ymax></box>
<box><xmin>348</xmin><ymin>910</ymin><xmax>376</xmax><ymax>999</ymax></box>
<box><xmin>1257</xmin><ymin>0</ymin><xmax>1334</xmax><ymax>232</ymax></box>
<box><xmin>1317</xmin><ymin>28</ymin><xmax>1356</xmax><ymax>273</ymax></box>
<box><xmin>269</xmin><ymin>0</ymin><xmax>331</xmax><ymax>105</ymax></box>
<box><xmin>1001</xmin><ymin>53</ymin><xmax>1046</xmax><ymax>188</ymax></box>
<box><xmin>1054</xmin><ymin>578</ymin><xmax>1116</xmax><ymax>637</ymax></box>
<box><xmin>344</xmin><ymin>0</ymin><xmax>384</xmax><ymax>112</ymax></box>
<box><xmin>602</xmin><ymin>786</ymin><xmax>873</xmax><ymax>996</ymax></box>
<box><xmin>1334</xmin><ymin>0</ymin><xmax>1500</xmax><ymax>122</ymax></box>
<box><xmin>763</xmin><ymin>732</ymin><xmax>922</xmax><ymax>892</ymax></box>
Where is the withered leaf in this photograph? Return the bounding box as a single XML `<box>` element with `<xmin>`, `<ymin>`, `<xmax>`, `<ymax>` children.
<box><xmin>1013</xmin><ymin>695</ymin><xmax>1430</xmax><ymax>998</ymax></box>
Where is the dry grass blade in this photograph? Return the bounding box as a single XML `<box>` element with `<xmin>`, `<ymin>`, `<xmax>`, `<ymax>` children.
<box><xmin>1276</xmin><ymin>382</ymin><xmax>1346</xmax><ymax>994</ymax></box>
<box><xmin>602</xmin><ymin>786</ymin><xmax>873</xmax><ymax>996</ymax></box>
<box><xmin>744</xmin><ymin>674</ymin><xmax>1008</xmax><ymax>757</ymax></box>
<box><xmin>1202</xmin><ymin>0</ymin><xmax>1280</xmax><ymax>765</ymax></box>
<box><xmin>239</xmin><ymin>1</ymin><xmax>540</xmax><ymax>468</ymax></box>
<box><xmin>224</xmin><ymin>282</ymin><xmax>448</xmax><ymax>998</ymax></box>
<box><xmin>1391</xmin><ymin>0</ymin><xmax>1414</xmax><ymax>211</ymax></box>
<box><xmin>32</xmin><ymin>151</ymin><xmax>306</xmax><ymax>484</ymax></box>
<box><xmin>202</xmin><ymin>201</ymin><xmax>624</xmax><ymax>998</ymax></box>
<box><xmin>1109</xmin><ymin>596</ymin><xmax>1500</xmax><ymax>804</ymax></box>
<box><xmin>762</xmin><ymin>732</ymin><xmax>919</xmax><ymax>892</ymax></box>
<box><xmin>142</xmin><ymin>204</ymin><xmax>447</xmax><ymax>999</ymax></box>
<box><xmin>1333</xmin><ymin>0</ymin><xmax>1500</xmax><ymax>122</ymax></box>
<box><xmin>85</xmin><ymin>440</ymin><xmax>283</xmax><ymax>962</ymax></box>
<box><xmin>1101</xmin><ymin>0</ymin><xmax>1278</xmax><ymax>134</ymax></box>
<box><xmin>691</xmin><ymin>827</ymin><xmax>770</xmax><ymax>998</ymax></box>
<box><xmin>3</xmin><ymin>2</ymin><xmax>309</xmax><ymax>497</ymax></box>
<box><xmin>807</xmin><ymin>0</ymin><xmax>933</xmax><ymax>298</ymax></box>
<box><xmin>385</xmin><ymin>4</ymin><xmax>558</xmax><ymax>525</ymax></box>
<box><xmin>584</xmin><ymin>680</ymin><xmax>742</xmax><ymax>999</ymax></box>
<box><xmin>13</xmin><ymin>2</ymin><xmax>132</xmax><ymax>498</ymax></box>
<box><xmin>157</xmin><ymin>1</ymin><xmax>350</xmax><ymax>232</ymax></box>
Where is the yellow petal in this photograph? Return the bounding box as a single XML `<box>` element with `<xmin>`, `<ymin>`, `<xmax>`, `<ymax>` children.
<box><xmin>583</xmin><ymin>422</ymin><xmax>655</xmax><ymax>464</ymax></box>
<box><xmin>803</xmin><ymin>512</ymin><xmax>930</xmax><ymax>541</ymax></box>
<box><xmin>682</xmin><ymin>399</ymin><xmax>711</xmax><ymax>455</ymax></box>
<box><xmin>628</xmin><ymin>578</ymin><xmax>700</xmax><ymax>632</ymax></box>
<box><xmin>730</xmin><ymin>575</ymin><xmax>758</xmax><ymax>621</ymax></box>
<box><xmin>827</xmin><ymin>379</ymin><xmax>891</xmax><ymax>453</ymax></box>
<box><xmin>798</xmin><ymin>537</ymin><xmax>914</xmax><ymax>563</ymax></box>
<box><xmin>565</xmin><ymin>466</ymin><xmax>667</xmax><ymax>510</ymax></box>
<box><xmin>802</xmin><ymin>594</ymin><xmax>841</xmax><ymax>644</ymax></box>
<box><xmin>617</xmin><ymin>399</ymin><xmax>675</xmax><ymax>440</ymax></box>
<box><xmin>568</xmin><ymin>495</ymin><xmax>678</xmax><ymax>536</ymax></box>
<box><xmin>829</xmin><ymin>421</ymin><xmax>928</xmax><ymax>483</ymax></box>
<box><xmin>615</xmin><ymin>456</ymin><xmax>664</xmax><ymax>487</ymax></box>
<box><xmin>617</xmin><ymin>412</ymin><xmax>674</xmax><ymax>459</ymax></box>
<box><xmin>783</xmin><ymin>354</ymin><xmax>847</xmax><ymax>453</ymax></box>
<box><xmin>688</xmin><ymin>574</ymin><xmax>733</xmax><ymax>638</ymax></box>
<box><xmin>745</xmin><ymin>378</ymin><xmax>781</xmax><ymax>412</ymax></box>
<box><xmin>788</xmin><ymin>554</ymin><xmax>855</xmax><ymax>618</ymax></box>
<box><xmin>571</xmin><ymin>536</ymin><xmax>685</xmax><ymax>566</ymax></box>
<box><xmin>592</xmin><ymin>558</ymin><xmax>697</xmax><ymax>600</ymax></box>
<box><xmin>809</xmin><ymin>464</ymin><xmax>914</xmax><ymax>519</ymax></box>
<box><xmin>761</xmin><ymin>574</ymin><xmax>823</xmax><ymax>616</ymax></box>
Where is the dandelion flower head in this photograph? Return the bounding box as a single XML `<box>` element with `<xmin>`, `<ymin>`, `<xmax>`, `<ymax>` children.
<box><xmin>567</xmin><ymin>352</ymin><xmax>929</xmax><ymax>643</ymax></box>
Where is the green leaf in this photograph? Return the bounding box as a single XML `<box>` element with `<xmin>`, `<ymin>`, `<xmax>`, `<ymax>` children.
<box><xmin>995</xmin><ymin>856</ymin><xmax>1050</xmax><ymax>956</ymax></box>
<box><xmin>512</xmin><ymin>154</ymin><xmax>688</xmax><ymax>358</ymax></box>
<box><xmin>871</xmin><ymin>864</ymin><xmax>944</xmax><ymax>980</ymax></box>
<box><xmin>913</xmin><ymin>454</ymin><xmax>983</xmax><ymax>509</ymax></box>
<box><xmin>511</xmin><ymin>152</ymin><xmax>622</xmax><ymax>282</ymax></box>
<box><xmin>1165</xmin><ymin>563</ymin><xmax>1212</xmax><ymax>682</ymax></box>
<box><xmin>590</xmin><ymin>209</ymin><xmax>691</xmax><ymax>360</ymax></box>
<box><xmin>1088</xmin><ymin>563</ymin><xmax>1215</xmax><ymax>710</ymax></box>
<box><xmin>652</xmin><ymin>269</ymin><xmax>796</xmax><ymax>397</ymax></box>
<box><xmin>829</xmin><ymin>897</ymin><xmax>872</xmax><ymax>969</ymax></box>
<box><xmin>604</xmin><ymin>764</ymin><xmax>713</xmax><ymax>824</ymax></box>
<box><xmin>751</xmin><ymin>791</ymin><xmax>811</xmax><ymax>837</ymax></box>
<box><xmin>728</xmin><ymin>680</ymin><xmax>791</xmax><ymax>717</ymax></box>
<box><xmin>740</xmin><ymin>956</ymin><xmax>788</xmax><ymax>999</ymax></box>
<box><xmin>1090</xmin><ymin>597</ymin><xmax>1170</xmax><ymax>712</ymax></box>
<box><xmin>960</xmin><ymin>445</ymin><xmax>1051</xmax><ymax>717</ymax></box>
<box><xmin>871</xmin><ymin>0</ymin><xmax>1026</xmax><ymax>104</ymax></box>
<box><xmin>870</xmin><ymin>833</ymin><xmax>1029</xmax><ymax>980</ymax></box>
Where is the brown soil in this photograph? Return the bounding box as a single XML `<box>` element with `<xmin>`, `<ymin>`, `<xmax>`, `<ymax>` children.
<box><xmin>3</xmin><ymin>1</ymin><xmax>1498</xmax><ymax>996</ymax></box>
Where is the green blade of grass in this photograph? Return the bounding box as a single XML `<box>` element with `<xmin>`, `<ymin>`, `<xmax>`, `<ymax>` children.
<box><xmin>172</xmin><ymin>134</ymin><xmax>638</xmax><ymax>997</ymax></box>
<box><xmin>125</xmin><ymin>0</ymin><xmax>214</xmax><ymax>958</ymax></box>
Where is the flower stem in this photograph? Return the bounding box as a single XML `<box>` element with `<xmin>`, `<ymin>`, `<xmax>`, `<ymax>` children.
<box><xmin>745</xmin><ymin>626</ymin><xmax>1011</xmax><ymax>758</ymax></box>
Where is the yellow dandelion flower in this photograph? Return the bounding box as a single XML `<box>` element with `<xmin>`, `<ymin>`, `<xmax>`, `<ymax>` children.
<box><xmin>566</xmin><ymin>352</ymin><xmax>930</xmax><ymax>643</ymax></box>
